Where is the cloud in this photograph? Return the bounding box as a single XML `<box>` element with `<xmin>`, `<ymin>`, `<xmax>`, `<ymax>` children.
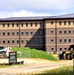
<box><xmin>0</xmin><ymin>0</ymin><xmax>74</xmax><ymax>18</ymax></box>
<box><xmin>0</xmin><ymin>0</ymin><xmax>74</xmax><ymax>11</ymax></box>
<box><xmin>0</xmin><ymin>10</ymin><xmax>51</xmax><ymax>18</ymax></box>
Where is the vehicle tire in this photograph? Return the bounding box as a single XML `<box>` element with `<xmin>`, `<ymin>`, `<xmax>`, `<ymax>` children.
<box><xmin>65</xmin><ymin>54</ymin><xmax>68</xmax><ymax>60</ymax></box>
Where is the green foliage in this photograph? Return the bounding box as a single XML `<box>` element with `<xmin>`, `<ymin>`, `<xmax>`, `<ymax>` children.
<box><xmin>12</xmin><ymin>47</ymin><xmax>58</xmax><ymax>61</ymax></box>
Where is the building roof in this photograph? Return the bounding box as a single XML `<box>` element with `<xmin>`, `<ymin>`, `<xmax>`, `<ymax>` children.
<box><xmin>0</xmin><ymin>16</ymin><xmax>51</xmax><ymax>21</ymax></box>
<box><xmin>55</xmin><ymin>13</ymin><xmax>74</xmax><ymax>19</ymax></box>
<box><xmin>0</xmin><ymin>13</ymin><xmax>74</xmax><ymax>21</ymax></box>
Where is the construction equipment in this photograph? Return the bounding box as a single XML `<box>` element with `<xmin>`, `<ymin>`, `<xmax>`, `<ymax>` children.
<box><xmin>0</xmin><ymin>46</ymin><xmax>12</xmax><ymax>58</ymax></box>
<box><xmin>58</xmin><ymin>45</ymin><xmax>74</xmax><ymax>60</ymax></box>
<box><xmin>58</xmin><ymin>49</ymin><xmax>74</xmax><ymax>60</ymax></box>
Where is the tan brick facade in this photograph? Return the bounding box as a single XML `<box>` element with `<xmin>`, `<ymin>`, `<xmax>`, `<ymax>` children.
<box><xmin>0</xmin><ymin>14</ymin><xmax>74</xmax><ymax>53</ymax></box>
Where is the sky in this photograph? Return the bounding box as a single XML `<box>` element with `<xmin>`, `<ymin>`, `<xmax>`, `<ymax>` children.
<box><xmin>0</xmin><ymin>0</ymin><xmax>74</xmax><ymax>18</ymax></box>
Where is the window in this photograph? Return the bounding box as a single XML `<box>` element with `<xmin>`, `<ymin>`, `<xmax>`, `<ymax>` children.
<box><xmin>7</xmin><ymin>32</ymin><xmax>10</xmax><ymax>35</ymax></box>
<box><xmin>30</xmin><ymin>39</ymin><xmax>33</xmax><ymax>43</ymax></box>
<box><xmin>51</xmin><ymin>39</ymin><xmax>54</xmax><ymax>42</ymax></box>
<box><xmin>40</xmin><ymin>31</ymin><xmax>42</xmax><ymax>35</ymax></box>
<box><xmin>12</xmin><ymin>32</ymin><xmax>14</xmax><ymax>35</ymax></box>
<box><xmin>17</xmin><ymin>32</ymin><xmax>19</xmax><ymax>35</ymax></box>
<box><xmin>60</xmin><ymin>39</ymin><xmax>62</xmax><ymax>42</ymax></box>
<box><xmin>73</xmin><ymin>31</ymin><xmax>74</xmax><ymax>33</ymax></box>
<box><xmin>12</xmin><ymin>40</ymin><xmax>14</xmax><ymax>43</ymax></box>
<box><xmin>8</xmin><ymin>40</ymin><xmax>10</xmax><ymax>43</ymax></box>
<box><xmin>40</xmin><ymin>39</ymin><xmax>42</xmax><ymax>44</ymax></box>
<box><xmin>3</xmin><ymin>32</ymin><xmax>5</xmax><ymax>35</ymax></box>
<box><xmin>31</xmin><ymin>32</ymin><xmax>33</xmax><ymax>35</ymax></box>
<box><xmin>64</xmin><ymin>48</ymin><xmax>66</xmax><ymax>50</ymax></box>
<box><xmin>68</xmin><ymin>30</ymin><xmax>71</xmax><ymax>34</ymax></box>
<box><xmin>22</xmin><ymin>40</ymin><xmax>24</xmax><ymax>43</ymax></box>
<box><xmin>26</xmin><ymin>40</ymin><xmax>28</xmax><ymax>44</ymax></box>
<box><xmin>26</xmin><ymin>23</ymin><xmax>28</xmax><ymax>27</ymax></box>
<box><xmin>17</xmin><ymin>40</ymin><xmax>19</xmax><ymax>43</ymax></box>
<box><xmin>35</xmin><ymin>23</ymin><xmax>37</xmax><ymax>26</ymax></box>
<box><xmin>3</xmin><ymin>41</ymin><xmax>5</xmax><ymax>44</ymax></box>
<box><xmin>30</xmin><ymin>23</ymin><xmax>32</xmax><ymax>26</ymax></box>
<box><xmin>69</xmin><ymin>39</ymin><xmax>71</xmax><ymax>42</ymax></box>
<box><xmin>51</xmin><ymin>22</ymin><xmax>53</xmax><ymax>25</ymax></box>
<box><xmin>68</xmin><ymin>21</ymin><xmax>71</xmax><ymax>25</ymax></box>
<box><xmin>64</xmin><ymin>39</ymin><xmax>67</xmax><ymax>42</ymax></box>
<box><xmin>7</xmin><ymin>23</ymin><xmax>9</xmax><ymax>27</ymax></box>
<box><xmin>51</xmin><ymin>31</ymin><xmax>54</xmax><ymax>33</ymax></box>
<box><xmin>12</xmin><ymin>23</ymin><xmax>14</xmax><ymax>27</ymax></box>
<box><xmin>35</xmin><ymin>32</ymin><xmax>38</xmax><ymax>35</ymax></box>
<box><xmin>60</xmin><ymin>48</ymin><xmax>62</xmax><ymax>51</ymax></box>
<box><xmin>40</xmin><ymin>22</ymin><xmax>42</xmax><ymax>27</ymax></box>
<box><xmin>51</xmin><ymin>48</ymin><xmax>54</xmax><ymax>50</ymax></box>
<box><xmin>73</xmin><ymin>21</ymin><xmax>74</xmax><ymax>25</ymax></box>
<box><xmin>64</xmin><ymin>21</ymin><xmax>66</xmax><ymax>25</ymax></box>
<box><xmin>21</xmin><ymin>23</ymin><xmax>23</xmax><ymax>27</ymax></box>
<box><xmin>35</xmin><ymin>39</ymin><xmax>38</xmax><ymax>43</ymax></box>
<box><xmin>59</xmin><ymin>31</ymin><xmax>62</xmax><ymax>34</ymax></box>
<box><xmin>16</xmin><ymin>23</ymin><xmax>19</xmax><ymax>27</ymax></box>
<box><xmin>21</xmin><ymin>32</ymin><xmax>24</xmax><ymax>35</ymax></box>
<box><xmin>59</xmin><ymin>21</ymin><xmax>61</xmax><ymax>25</ymax></box>
<box><xmin>64</xmin><ymin>31</ymin><xmax>66</xmax><ymax>34</ymax></box>
<box><xmin>3</xmin><ymin>23</ymin><xmax>5</xmax><ymax>27</ymax></box>
<box><xmin>26</xmin><ymin>32</ymin><xmax>28</xmax><ymax>35</ymax></box>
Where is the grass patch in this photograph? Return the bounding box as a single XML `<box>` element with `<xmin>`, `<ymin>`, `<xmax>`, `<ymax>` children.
<box><xmin>34</xmin><ymin>66</ymin><xmax>73</xmax><ymax>75</ymax></box>
<box><xmin>12</xmin><ymin>47</ymin><xmax>58</xmax><ymax>61</ymax></box>
<box><xmin>15</xmin><ymin>66</ymin><xmax>73</xmax><ymax>75</ymax></box>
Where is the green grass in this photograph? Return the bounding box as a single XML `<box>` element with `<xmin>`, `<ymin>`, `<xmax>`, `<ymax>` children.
<box><xmin>34</xmin><ymin>66</ymin><xmax>73</xmax><ymax>75</ymax></box>
<box><xmin>12</xmin><ymin>47</ymin><xmax>58</xmax><ymax>61</ymax></box>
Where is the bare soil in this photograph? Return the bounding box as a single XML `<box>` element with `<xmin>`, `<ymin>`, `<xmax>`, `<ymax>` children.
<box><xmin>0</xmin><ymin>58</ymin><xmax>73</xmax><ymax>75</ymax></box>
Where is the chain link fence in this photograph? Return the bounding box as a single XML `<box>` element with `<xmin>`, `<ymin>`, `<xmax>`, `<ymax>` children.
<box><xmin>17</xmin><ymin>51</ymin><xmax>31</xmax><ymax>58</ymax></box>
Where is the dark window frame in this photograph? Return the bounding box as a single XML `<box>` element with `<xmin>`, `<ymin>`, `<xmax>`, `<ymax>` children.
<box><xmin>12</xmin><ymin>23</ymin><xmax>14</xmax><ymax>27</ymax></box>
<box><xmin>68</xmin><ymin>21</ymin><xmax>71</xmax><ymax>25</ymax></box>
<box><xmin>3</xmin><ymin>23</ymin><xmax>5</xmax><ymax>27</ymax></box>
<box><xmin>26</xmin><ymin>32</ymin><xmax>28</xmax><ymax>35</ymax></box>
<box><xmin>12</xmin><ymin>40</ymin><xmax>14</xmax><ymax>43</ymax></box>
<box><xmin>64</xmin><ymin>21</ymin><xmax>66</xmax><ymax>25</ymax></box>
<box><xmin>7</xmin><ymin>23</ymin><xmax>9</xmax><ymax>27</ymax></box>
<box><xmin>59</xmin><ymin>21</ymin><xmax>61</xmax><ymax>25</ymax></box>
<box><xmin>16</xmin><ymin>23</ymin><xmax>19</xmax><ymax>27</ymax></box>
<box><xmin>3</xmin><ymin>32</ymin><xmax>5</xmax><ymax>35</ymax></box>
<box><xmin>35</xmin><ymin>23</ymin><xmax>37</xmax><ymax>26</ymax></box>
<box><xmin>21</xmin><ymin>23</ymin><xmax>23</xmax><ymax>27</ymax></box>
<box><xmin>51</xmin><ymin>22</ymin><xmax>53</xmax><ymax>25</ymax></box>
<box><xmin>26</xmin><ymin>23</ymin><xmax>28</xmax><ymax>27</ymax></box>
<box><xmin>30</xmin><ymin>23</ymin><xmax>32</xmax><ymax>27</ymax></box>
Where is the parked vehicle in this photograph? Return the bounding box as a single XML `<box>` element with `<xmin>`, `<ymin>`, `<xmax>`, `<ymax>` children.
<box><xmin>0</xmin><ymin>46</ymin><xmax>12</xmax><ymax>58</ymax></box>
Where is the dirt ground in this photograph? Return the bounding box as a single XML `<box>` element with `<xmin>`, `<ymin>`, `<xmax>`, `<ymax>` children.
<box><xmin>0</xmin><ymin>58</ymin><xmax>73</xmax><ymax>75</ymax></box>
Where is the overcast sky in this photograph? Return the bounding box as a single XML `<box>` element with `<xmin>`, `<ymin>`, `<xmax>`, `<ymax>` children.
<box><xmin>0</xmin><ymin>0</ymin><xmax>74</xmax><ymax>18</ymax></box>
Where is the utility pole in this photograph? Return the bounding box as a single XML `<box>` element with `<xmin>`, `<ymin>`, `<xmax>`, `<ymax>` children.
<box><xmin>73</xmin><ymin>59</ymin><xmax>74</xmax><ymax>75</ymax></box>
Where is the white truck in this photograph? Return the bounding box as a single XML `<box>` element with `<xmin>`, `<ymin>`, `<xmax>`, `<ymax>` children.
<box><xmin>0</xmin><ymin>46</ymin><xmax>11</xmax><ymax>58</ymax></box>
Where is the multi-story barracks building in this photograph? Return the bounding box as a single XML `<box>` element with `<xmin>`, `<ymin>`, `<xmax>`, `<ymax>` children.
<box><xmin>0</xmin><ymin>13</ymin><xmax>74</xmax><ymax>53</ymax></box>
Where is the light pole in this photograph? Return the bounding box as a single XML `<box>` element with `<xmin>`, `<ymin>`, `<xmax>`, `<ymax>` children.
<box><xmin>73</xmin><ymin>59</ymin><xmax>74</xmax><ymax>75</ymax></box>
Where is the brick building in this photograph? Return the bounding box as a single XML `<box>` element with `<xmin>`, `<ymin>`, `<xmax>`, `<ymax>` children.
<box><xmin>0</xmin><ymin>13</ymin><xmax>74</xmax><ymax>53</ymax></box>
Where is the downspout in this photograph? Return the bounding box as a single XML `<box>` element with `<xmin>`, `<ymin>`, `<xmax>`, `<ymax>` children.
<box><xmin>19</xmin><ymin>21</ymin><xmax>20</xmax><ymax>47</ymax></box>
<box><xmin>55</xmin><ymin>20</ymin><xmax>57</xmax><ymax>53</ymax></box>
